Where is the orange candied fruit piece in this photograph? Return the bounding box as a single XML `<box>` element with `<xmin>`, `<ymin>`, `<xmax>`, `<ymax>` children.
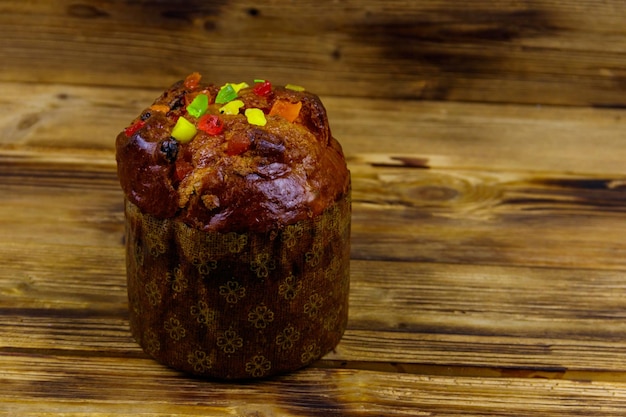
<box><xmin>226</xmin><ymin>134</ymin><xmax>251</xmax><ymax>156</ymax></box>
<box><xmin>184</xmin><ymin>72</ymin><xmax>202</xmax><ymax>90</ymax></box>
<box><xmin>174</xmin><ymin>159</ymin><xmax>194</xmax><ymax>181</ymax></box>
<box><xmin>269</xmin><ymin>100</ymin><xmax>302</xmax><ymax>123</ymax></box>
<box><xmin>149</xmin><ymin>104</ymin><xmax>171</xmax><ymax>113</ymax></box>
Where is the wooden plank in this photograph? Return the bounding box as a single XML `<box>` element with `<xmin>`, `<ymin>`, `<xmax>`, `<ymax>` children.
<box><xmin>3</xmin><ymin>356</ymin><xmax>626</xmax><ymax>416</ymax></box>
<box><xmin>337</xmin><ymin>260</ymin><xmax>626</xmax><ymax>373</ymax></box>
<box><xmin>2</xmin><ymin>2</ymin><xmax>626</xmax><ymax>411</ymax></box>
<box><xmin>1</xmin><ymin>78</ymin><xmax>625</xmax><ymax>413</ymax></box>
<box><xmin>3</xmin><ymin>146</ymin><xmax>625</xmax><ymax>270</ymax></box>
<box><xmin>2</xmin><ymin>81</ymin><xmax>626</xmax><ymax>175</ymax></box>
<box><xmin>3</xmin><ymin>158</ymin><xmax>626</xmax><ymax>373</ymax></box>
<box><xmin>335</xmin><ymin>102</ymin><xmax>626</xmax><ymax>176</ymax></box>
<box><xmin>4</xmin><ymin>241</ymin><xmax>626</xmax><ymax>374</ymax></box>
<box><xmin>2</xmin><ymin>1</ymin><xmax>626</xmax><ymax>106</ymax></box>
<box><xmin>349</xmin><ymin>164</ymin><xmax>626</xmax><ymax>269</ymax></box>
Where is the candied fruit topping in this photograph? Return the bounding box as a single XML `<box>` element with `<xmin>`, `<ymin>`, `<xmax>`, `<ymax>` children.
<box><xmin>215</xmin><ymin>84</ymin><xmax>237</xmax><ymax>104</ymax></box>
<box><xmin>124</xmin><ymin>120</ymin><xmax>145</xmax><ymax>137</ymax></box>
<box><xmin>230</xmin><ymin>82</ymin><xmax>249</xmax><ymax>93</ymax></box>
<box><xmin>197</xmin><ymin>114</ymin><xmax>224</xmax><ymax>135</ymax></box>
<box><xmin>219</xmin><ymin>100</ymin><xmax>244</xmax><ymax>115</ymax></box>
<box><xmin>131</xmin><ymin>74</ymin><xmax>310</xmax><ymax>148</ymax></box>
<box><xmin>285</xmin><ymin>84</ymin><xmax>305</xmax><ymax>92</ymax></box>
<box><xmin>171</xmin><ymin>117</ymin><xmax>197</xmax><ymax>143</ymax></box>
<box><xmin>184</xmin><ymin>72</ymin><xmax>202</xmax><ymax>90</ymax></box>
<box><xmin>149</xmin><ymin>104</ymin><xmax>170</xmax><ymax>113</ymax></box>
<box><xmin>269</xmin><ymin>100</ymin><xmax>302</xmax><ymax>123</ymax></box>
<box><xmin>226</xmin><ymin>134</ymin><xmax>251</xmax><ymax>156</ymax></box>
<box><xmin>245</xmin><ymin>108</ymin><xmax>267</xmax><ymax>126</ymax></box>
<box><xmin>175</xmin><ymin>159</ymin><xmax>194</xmax><ymax>181</ymax></box>
<box><xmin>253</xmin><ymin>80</ymin><xmax>272</xmax><ymax>97</ymax></box>
<box><xmin>186</xmin><ymin>94</ymin><xmax>209</xmax><ymax>118</ymax></box>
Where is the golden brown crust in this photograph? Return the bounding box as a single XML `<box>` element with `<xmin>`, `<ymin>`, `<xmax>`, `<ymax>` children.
<box><xmin>116</xmin><ymin>77</ymin><xmax>350</xmax><ymax>232</ymax></box>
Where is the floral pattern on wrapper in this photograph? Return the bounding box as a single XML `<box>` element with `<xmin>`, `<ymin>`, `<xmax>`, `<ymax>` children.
<box><xmin>124</xmin><ymin>189</ymin><xmax>351</xmax><ymax>379</ymax></box>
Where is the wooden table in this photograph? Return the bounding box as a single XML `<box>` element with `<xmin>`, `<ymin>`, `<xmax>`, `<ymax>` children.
<box><xmin>2</xmin><ymin>1</ymin><xmax>626</xmax><ymax>415</ymax></box>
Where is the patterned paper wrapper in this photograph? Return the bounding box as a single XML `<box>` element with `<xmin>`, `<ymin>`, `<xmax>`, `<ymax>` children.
<box><xmin>124</xmin><ymin>191</ymin><xmax>351</xmax><ymax>379</ymax></box>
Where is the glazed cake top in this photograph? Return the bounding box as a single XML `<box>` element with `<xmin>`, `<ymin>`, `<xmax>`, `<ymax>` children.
<box><xmin>115</xmin><ymin>73</ymin><xmax>350</xmax><ymax>233</ymax></box>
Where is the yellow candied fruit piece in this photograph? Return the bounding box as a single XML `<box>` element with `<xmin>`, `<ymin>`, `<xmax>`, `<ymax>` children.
<box><xmin>219</xmin><ymin>100</ymin><xmax>245</xmax><ymax>115</ymax></box>
<box><xmin>245</xmin><ymin>108</ymin><xmax>267</xmax><ymax>126</ymax></box>
<box><xmin>285</xmin><ymin>84</ymin><xmax>305</xmax><ymax>92</ymax></box>
<box><xmin>223</xmin><ymin>82</ymin><xmax>249</xmax><ymax>93</ymax></box>
<box><xmin>171</xmin><ymin>117</ymin><xmax>197</xmax><ymax>143</ymax></box>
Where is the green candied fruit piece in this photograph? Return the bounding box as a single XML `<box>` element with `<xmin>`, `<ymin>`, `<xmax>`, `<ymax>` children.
<box><xmin>215</xmin><ymin>84</ymin><xmax>238</xmax><ymax>104</ymax></box>
<box><xmin>186</xmin><ymin>94</ymin><xmax>209</xmax><ymax>118</ymax></box>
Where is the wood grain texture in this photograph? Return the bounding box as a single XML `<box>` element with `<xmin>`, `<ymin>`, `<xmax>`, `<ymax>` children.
<box><xmin>2</xmin><ymin>0</ymin><xmax>626</xmax><ymax>106</ymax></box>
<box><xmin>349</xmin><ymin>166</ymin><xmax>626</xmax><ymax>269</ymax></box>
<box><xmin>1</xmin><ymin>78</ymin><xmax>626</xmax><ymax>413</ymax></box>
<box><xmin>2</xmin><ymin>131</ymin><xmax>626</xmax><ymax>380</ymax></box>
<box><xmin>4</xmin><ymin>361</ymin><xmax>626</xmax><ymax>416</ymax></box>
<box><xmin>2</xmin><ymin>81</ymin><xmax>626</xmax><ymax>175</ymax></box>
<box><xmin>1</xmin><ymin>1</ymin><xmax>626</xmax><ymax>407</ymax></box>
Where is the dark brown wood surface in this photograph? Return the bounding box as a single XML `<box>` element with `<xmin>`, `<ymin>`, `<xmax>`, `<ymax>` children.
<box><xmin>2</xmin><ymin>1</ymin><xmax>626</xmax><ymax>415</ymax></box>
<box><xmin>2</xmin><ymin>0</ymin><xmax>626</xmax><ymax>106</ymax></box>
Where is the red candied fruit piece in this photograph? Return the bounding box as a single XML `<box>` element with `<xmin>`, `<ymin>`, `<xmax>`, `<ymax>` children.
<box><xmin>198</xmin><ymin>114</ymin><xmax>224</xmax><ymax>135</ymax></box>
<box><xmin>174</xmin><ymin>159</ymin><xmax>194</xmax><ymax>181</ymax></box>
<box><xmin>124</xmin><ymin>120</ymin><xmax>145</xmax><ymax>137</ymax></box>
<box><xmin>253</xmin><ymin>80</ymin><xmax>272</xmax><ymax>97</ymax></box>
<box><xmin>184</xmin><ymin>72</ymin><xmax>202</xmax><ymax>90</ymax></box>
<box><xmin>226</xmin><ymin>134</ymin><xmax>251</xmax><ymax>156</ymax></box>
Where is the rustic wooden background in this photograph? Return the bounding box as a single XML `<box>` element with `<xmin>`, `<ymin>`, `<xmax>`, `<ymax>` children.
<box><xmin>3</xmin><ymin>0</ymin><xmax>626</xmax><ymax>107</ymax></box>
<box><xmin>2</xmin><ymin>0</ymin><xmax>626</xmax><ymax>415</ymax></box>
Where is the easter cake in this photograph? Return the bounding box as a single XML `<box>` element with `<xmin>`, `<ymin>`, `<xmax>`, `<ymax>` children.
<box><xmin>115</xmin><ymin>73</ymin><xmax>351</xmax><ymax>379</ymax></box>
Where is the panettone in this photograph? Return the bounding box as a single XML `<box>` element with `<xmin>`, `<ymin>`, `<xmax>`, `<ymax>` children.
<box><xmin>116</xmin><ymin>73</ymin><xmax>351</xmax><ymax>379</ymax></box>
